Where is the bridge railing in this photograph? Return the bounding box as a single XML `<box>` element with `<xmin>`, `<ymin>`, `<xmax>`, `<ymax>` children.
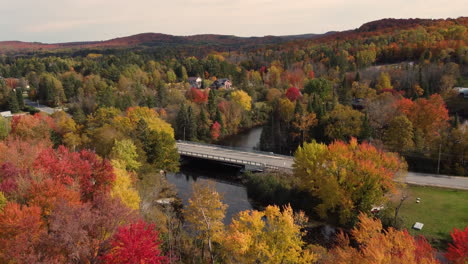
<box><xmin>179</xmin><ymin>150</ymin><xmax>289</xmax><ymax>171</ymax></box>
<box><xmin>177</xmin><ymin>140</ymin><xmax>292</xmax><ymax>158</ymax></box>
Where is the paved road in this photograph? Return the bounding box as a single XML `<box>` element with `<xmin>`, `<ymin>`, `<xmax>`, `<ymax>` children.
<box><xmin>177</xmin><ymin>141</ymin><xmax>468</xmax><ymax>190</ymax></box>
<box><xmin>24</xmin><ymin>99</ymin><xmax>61</xmax><ymax>115</ymax></box>
<box><xmin>404</xmin><ymin>172</ymin><xmax>468</xmax><ymax>190</ymax></box>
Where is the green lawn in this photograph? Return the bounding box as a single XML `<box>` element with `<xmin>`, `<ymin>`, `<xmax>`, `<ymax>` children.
<box><xmin>397</xmin><ymin>185</ymin><xmax>468</xmax><ymax>249</ymax></box>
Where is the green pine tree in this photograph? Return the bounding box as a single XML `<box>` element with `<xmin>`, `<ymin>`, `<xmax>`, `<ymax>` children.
<box><xmin>16</xmin><ymin>88</ymin><xmax>24</xmax><ymax>110</ymax></box>
<box><xmin>8</xmin><ymin>90</ymin><xmax>20</xmax><ymax>113</ymax></box>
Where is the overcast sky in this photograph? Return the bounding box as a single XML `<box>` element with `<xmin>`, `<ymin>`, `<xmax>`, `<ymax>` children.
<box><xmin>1</xmin><ymin>0</ymin><xmax>467</xmax><ymax>43</ymax></box>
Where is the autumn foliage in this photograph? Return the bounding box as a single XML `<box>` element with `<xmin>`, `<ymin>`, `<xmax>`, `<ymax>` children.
<box><xmin>445</xmin><ymin>227</ymin><xmax>468</xmax><ymax>264</ymax></box>
<box><xmin>293</xmin><ymin>138</ymin><xmax>405</xmax><ymax>224</ymax></box>
<box><xmin>326</xmin><ymin>213</ymin><xmax>439</xmax><ymax>264</ymax></box>
<box><xmin>285</xmin><ymin>86</ymin><xmax>302</xmax><ymax>102</ymax></box>
<box><xmin>102</xmin><ymin>220</ymin><xmax>168</xmax><ymax>264</ymax></box>
<box><xmin>187</xmin><ymin>87</ymin><xmax>208</xmax><ymax>104</ymax></box>
<box><xmin>210</xmin><ymin>121</ymin><xmax>221</xmax><ymax>140</ymax></box>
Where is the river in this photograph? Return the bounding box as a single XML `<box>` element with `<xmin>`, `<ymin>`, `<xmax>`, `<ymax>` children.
<box><xmin>165</xmin><ymin>127</ymin><xmax>263</xmax><ymax>223</ymax></box>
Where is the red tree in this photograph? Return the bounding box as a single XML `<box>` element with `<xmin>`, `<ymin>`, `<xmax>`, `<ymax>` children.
<box><xmin>285</xmin><ymin>86</ymin><xmax>302</xmax><ymax>102</ymax></box>
<box><xmin>102</xmin><ymin>220</ymin><xmax>168</xmax><ymax>264</ymax></box>
<box><xmin>210</xmin><ymin>121</ymin><xmax>221</xmax><ymax>140</ymax></box>
<box><xmin>0</xmin><ymin>202</ymin><xmax>45</xmax><ymax>263</ymax></box>
<box><xmin>445</xmin><ymin>227</ymin><xmax>468</xmax><ymax>264</ymax></box>
<box><xmin>187</xmin><ymin>87</ymin><xmax>208</xmax><ymax>104</ymax></box>
<box><xmin>34</xmin><ymin>146</ymin><xmax>115</xmax><ymax>202</ymax></box>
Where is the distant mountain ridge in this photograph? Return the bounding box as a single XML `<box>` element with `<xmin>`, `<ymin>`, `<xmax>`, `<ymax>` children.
<box><xmin>1</xmin><ymin>17</ymin><xmax>466</xmax><ymax>53</ymax></box>
<box><xmin>0</xmin><ymin>32</ymin><xmax>326</xmax><ymax>53</ymax></box>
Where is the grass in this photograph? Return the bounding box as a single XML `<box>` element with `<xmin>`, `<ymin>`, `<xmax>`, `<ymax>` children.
<box><xmin>396</xmin><ymin>185</ymin><xmax>468</xmax><ymax>249</ymax></box>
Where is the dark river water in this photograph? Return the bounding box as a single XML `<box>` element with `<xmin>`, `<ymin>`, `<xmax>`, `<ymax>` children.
<box><xmin>166</xmin><ymin>127</ymin><xmax>263</xmax><ymax>223</ymax></box>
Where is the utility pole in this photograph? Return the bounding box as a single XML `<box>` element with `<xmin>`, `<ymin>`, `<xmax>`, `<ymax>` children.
<box><xmin>437</xmin><ymin>140</ymin><xmax>442</xmax><ymax>174</ymax></box>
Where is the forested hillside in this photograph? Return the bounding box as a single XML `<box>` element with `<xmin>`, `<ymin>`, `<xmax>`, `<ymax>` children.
<box><xmin>0</xmin><ymin>17</ymin><xmax>467</xmax><ymax>263</ymax></box>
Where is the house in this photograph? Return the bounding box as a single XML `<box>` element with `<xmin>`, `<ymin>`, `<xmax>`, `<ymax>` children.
<box><xmin>454</xmin><ymin>87</ymin><xmax>468</xmax><ymax>99</ymax></box>
<box><xmin>210</xmin><ymin>78</ymin><xmax>232</xmax><ymax>90</ymax></box>
<box><xmin>188</xmin><ymin>77</ymin><xmax>202</xmax><ymax>89</ymax></box>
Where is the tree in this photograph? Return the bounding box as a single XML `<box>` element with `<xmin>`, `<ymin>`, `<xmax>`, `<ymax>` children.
<box><xmin>293</xmin><ymin>139</ymin><xmax>406</xmax><ymax>224</ymax></box>
<box><xmin>102</xmin><ymin>220</ymin><xmax>168</xmax><ymax>264</ymax></box>
<box><xmin>33</xmin><ymin>147</ymin><xmax>116</xmax><ymax>202</ymax></box>
<box><xmin>210</xmin><ymin>121</ymin><xmax>221</xmax><ymax>141</ymax></box>
<box><xmin>15</xmin><ymin>88</ymin><xmax>24</xmax><ymax>110</ymax></box>
<box><xmin>445</xmin><ymin>227</ymin><xmax>468</xmax><ymax>264</ymax></box>
<box><xmin>110</xmin><ymin>139</ymin><xmax>141</xmax><ymax>172</ymax></box>
<box><xmin>384</xmin><ymin>115</ymin><xmax>414</xmax><ymax>152</ymax></box>
<box><xmin>323</xmin><ymin>104</ymin><xmax>363</xmax><ymax>141</ymax></box>
<box><xmin>183</xmin><ymin>181</ymin><xmax>227</xmax><ymax>263</ymax></box>
<box><xmin>110</xmin><ymin>167</ymin><xmax>141</xmax><ymax>210</ymax></box>
<box><xmin>10</xmin><ymin>113</ymin><xmax>54</xmax><ymax>142</ymax></box>
<box><xmin>223</xmin><ymin>205</ymin><xmax>318</xmax><ymax>264</ymax></box>
<box><xmin>0</xmin><ymin>116</ymin><xmax>10</xmax><ymax>140</ymax></box>
<box><xmin>231</xmin><ymin>90</ymin><xmax>252</xmax><ymax>111</ymax></box>
<box><xmin>188</xmin><ymin>87</ymin><xmax>208</xmax><ymax>104</ymax></box>
<box><xmin>303</xmin><ymin>78</ymin><xmax>333</xmax><ymax>100</ymax></box>
<box><xmin>376</xmin><ymin>72</ymin><xmax>393</xmax><ymax>91</ymax></box>
<box><xmin>397</xmin><ymin>94</ymin><xmax>449</xmax><ymax>146</ymax></box>
<box><xmin>40</xmin><ymin>197</ymin><xmax>137</xmax><ymax>263</ymax></box>
<box><xmin>208</xmin><ymin>89</ymin><xmax>217</xmax><ymax>118</ymax></box>
<box><xmin>0</xmin><ymin>202</ymin><xmax>45</xmax><ymax>263</ymax></box>
<box><xmin>326</xmin><ymin>213</ymin><xmax>439</xmax><ymax>264</ymax></box>
<box><xmin>285</xmin><ymin>86</ymin><xmax>302</xmax><ymax>102</ymax></box>
<box><xmin>8</xmin><ymin>90</ymin><xmax>20</xmax><ymax>113</ymax></box>
<box><xmin>292</xmin><ymin>112</ymin><xmax>318</xmax><ymax>144</ymax></box>
<box><xmin>0</xmin><ymin>192</ymin><xmax>6</xmax><ymax>211</ymax></box>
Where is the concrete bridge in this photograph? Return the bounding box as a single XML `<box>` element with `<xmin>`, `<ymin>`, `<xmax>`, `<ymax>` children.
<box><xmin>176</xmin><ymin>141</ymin><xmax>468</xmax><ymax>190</ymax></box>
<box><xmin>176</xmin><ymin>141</ymin><xmax>293</xmax><ymax>171</ymax></box>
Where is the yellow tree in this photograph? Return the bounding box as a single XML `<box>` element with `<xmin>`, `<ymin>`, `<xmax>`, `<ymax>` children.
<box><xmin>375</xmin><ymin>72</ymin><xmax>393</xmax><ymax>91</ymax></box>
<box><xmin>110</xmin><ymin>165</ymin><xmax>141</xmax><ymax>210</ymax></box>
<box><xmin>223</xmin><ymin>205</ymin><xmax>318</xmax><ymax>264</ymax></box>
<box><xmin>293</xmin><ymin>139</ymin><xmax>406</xmax><ymax>224</ymax></box>
<box><xmin>231</xmin><ymin>90</ymin><xmax>252</xmax><ymax>111</ymax></box>
<box><xmin>183</xmin><ymin>181</ymin><xmax>227</xmax><ymax>264</ymax></box>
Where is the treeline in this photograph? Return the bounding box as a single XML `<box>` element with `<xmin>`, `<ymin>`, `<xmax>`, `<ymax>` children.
<box><xmin>0</xmin><ymin>116</ymin><xmax>466</xmax><ymax>263</ymax></box>
<box><xmin>0</xmin><ymin>18</ymin><xmax>465</xmax><ymax>174</ymax></box>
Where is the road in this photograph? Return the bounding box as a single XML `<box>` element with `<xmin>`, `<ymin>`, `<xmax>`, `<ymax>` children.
<box><xmin>24</xmin><ymin>99</ymin><xmax>61</xmax><ymax>115</ymax></box>
<box><xmin>177</xmin><ymin>141</ymin><xmax>468</xmax><ymax>190</ymax></box>
<box><xmin>404</xmin><ymin>172</ymin><xmax>468</xmax><ymax>190</ymax></box>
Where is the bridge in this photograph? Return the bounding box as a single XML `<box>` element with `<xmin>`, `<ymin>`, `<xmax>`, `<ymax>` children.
<box><xmin>176</xmin><ymin>141</ymin><xmax>293</xmax><ymax>171</ymax></box>
<box><xmin>176</xmin><ymin>141</ymin><xmax>468</xmax><ymax>190</ymax></box>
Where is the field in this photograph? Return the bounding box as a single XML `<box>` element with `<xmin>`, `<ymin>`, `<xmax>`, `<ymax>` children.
<box><xmin>397</xmin><ymin>185</ymin><xmax>468</xmax><ymax>249</ymax></box>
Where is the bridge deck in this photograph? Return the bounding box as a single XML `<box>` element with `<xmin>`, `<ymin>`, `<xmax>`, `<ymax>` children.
<box><xmin>176</xmin><ymin>141</ymin><xmax>293</xmax><ymax>170</ymax></box>
<box><xmin>176</xmin><ymin>141</ymin><xmax>468</xmax><ymax>190</ymax></box>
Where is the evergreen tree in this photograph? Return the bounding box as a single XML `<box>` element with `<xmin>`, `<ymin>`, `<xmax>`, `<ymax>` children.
<box><xmin>198</xmin><ymin>107</ymin><xmax>210</xmax><ymax>140</ymax></box>
<box><xmin>355</xmin><ymin>71</ymin><xmax>361</xmax><ymax>82</ymax></box>
<box><xmin>360</xmin><ymin>113</ymin><xmax>372</xmax><ymax>141</ymax></box>
<box><xmin>175</xmin><ymin>104</ymin><xmax>188</xmax><ymax>140</ymax></box>
<box><xmin>156</xmin><ymin>84</ymin><xmax>168</xmax><ymax>108</ymax></box>
<box><xmin>15</xmin><ymin>88</ymin><xmax>24</xmax><ymax>110</ymax></box>
<box><xmin>8</xmin><ymin>90</ymin><xmax>19</xmax><ymax>113</ymax></box>
<box><xmin>294</xmin><ymin>101</ymin><xmax>304</xmax><ymax>115</ymax></box>
<box><xmin>208</xmin><ymin>89</ymin><xmax>217</xmax><ymax>119</ymax></box>
<box><xmin>186</xmin><ymin>106</ymin><xmax>198</xmax><ymax>141</ymax></box>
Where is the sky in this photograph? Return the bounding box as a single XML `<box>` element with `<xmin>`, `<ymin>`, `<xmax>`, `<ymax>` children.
<box><xmin>1</xmin><ymin>0</ymin><xmax>467</xmax><ymax>43</ymax></box>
